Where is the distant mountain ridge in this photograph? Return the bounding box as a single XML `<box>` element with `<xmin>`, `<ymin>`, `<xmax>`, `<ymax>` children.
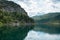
<box><xmin>33</xmin><ymin>12</ymin><xmax>60</xmax><ymax>23</ymax></box>
<box><xmin>33</xmin><ymin>13</ymin><xmax>60</xmax><ymax>34</ymax></box>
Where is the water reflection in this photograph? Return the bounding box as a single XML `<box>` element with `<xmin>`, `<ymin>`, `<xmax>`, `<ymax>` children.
<box><xmin>0</xmin><ymin>25</ymin><xmax>34</xmax><ymax>40</ymax></box>
<box><xmin>25</xmin><ymin>24</ymin><xmax>60</xmax><ymax>40</ymax></box>
<box><xmin>34</xmin><ymin>24</ymin><xmax>60</xmax><ymax>34</ymax></box>
<box><xmin>25</xmin><ymin>30</ymin><xmax>60</xmax><ymax>40</ymax></box>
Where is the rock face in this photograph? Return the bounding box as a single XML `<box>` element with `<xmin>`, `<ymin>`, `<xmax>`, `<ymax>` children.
<box><xmin>0</xmin><ymin>0</ymin><xmax>34</xmax><ymax>40</ymax></box>
<box><xmin>0</xmin><ymin>0</ymin><xmax>34</xmax><ymax>25</ymax></box>
<box><xmin>0</xmin><ymin>1</ymin><xmax>27</xmax><ymax>15</ymax></box>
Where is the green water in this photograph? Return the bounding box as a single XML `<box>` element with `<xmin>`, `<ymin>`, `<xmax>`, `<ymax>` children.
<box><xmin>0</xmin><ymin>25</ymin><xmax>34</xmax><ymax>40</ymax></box>
<box><xmin>0</xmin><ymin>24</ymin><xmax>60</xmax><ymax>40</ymax></box>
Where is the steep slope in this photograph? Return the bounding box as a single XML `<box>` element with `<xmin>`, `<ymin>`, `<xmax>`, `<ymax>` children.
<box><xmin>0</xmin><ymin>1</ymin><xmax>27</xmax><ymax>13</ymax></box>
<box><xmin>0</xmin><ymin>1</ymin><xmax>34</xmax><ymax>26</ymax></box>
<box><xmin>0</xmin><ymin>0</ymin><xmax>34</xmax><ymax>40</ymax></box>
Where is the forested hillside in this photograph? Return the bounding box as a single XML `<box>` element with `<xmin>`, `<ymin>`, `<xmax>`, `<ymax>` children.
<box><xmin>33</xmin><ymin>12</ymin><xmax>60</xmax><ymax>24</ymax></box>
<box><xmin>0</xmin><ymin>1</ymin><xmax>34</xmax><ymax>26</ymax></box>
<box><xmin>0</xmin><ymin>0</ymin><xmax>34</xmax><ymax>40</ymax></box>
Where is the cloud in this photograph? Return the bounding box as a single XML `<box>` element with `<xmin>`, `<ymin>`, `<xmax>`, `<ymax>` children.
<box><xmin>25</xmin><ymin>30</ymin><xmax>60</xmax><ymax>40</ymax></box>
<box><xmin>50</xmin><ymin>0</ymin><xmax>60</xmax><ymax>12</ymax></box>
<box><xmin>9</xmin><ymin>0</ymin><xmax>60</xmax><ymax>17</ymax></box>
<box><xmin>51</xmin><ymin>0</ymin><xmax>60</xmax><ymax>3</ymax></box>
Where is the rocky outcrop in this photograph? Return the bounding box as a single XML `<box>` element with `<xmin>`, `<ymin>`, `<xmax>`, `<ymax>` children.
<box><xmin>0</xmin><ymin>1</ymin><xmax>27</xmax><ymax>15</ymax></box>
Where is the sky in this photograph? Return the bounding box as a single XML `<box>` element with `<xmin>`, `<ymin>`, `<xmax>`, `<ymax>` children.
<box><xmin>9</xmin><ymin>0</ymin><xmax>60</xmax><ymax>17</ymax></box>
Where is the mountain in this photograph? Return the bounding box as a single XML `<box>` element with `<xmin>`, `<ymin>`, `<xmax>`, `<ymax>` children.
<box><xmin>0</xmin><ymin>1</ymin><xmax>34</xmax><ymax>26</ymax></box>
<box><xmin>33</xmin><ymin>12</ymin><xmax>60</xmax><ymax>24</ymax></box>
<box><xmin>33</xmin><ymin>12</ymin><xmax>60</xmax><ymax>34</ymax></box>
<box><xmin>0</xmin><ymin>0</ymin><xmax>34</xmax><ymax>40</ymax></box>
<box><xmin>48</xmin><ymin>14</ymin><xmax>60</xmax><ymax>23</ymax></box>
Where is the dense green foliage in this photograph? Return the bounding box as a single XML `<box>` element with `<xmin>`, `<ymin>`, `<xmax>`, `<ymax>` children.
<box><xmin>0</xmin><ymin>10</ymin><xmax>34</xmax><ymax>40</ymax></box>
<box><xmin>0</xmin><ymin>0</ymin><xmax>34</xmax><ymax>40</ymax></box>
<box><xmin>33</xmin><ymin>12</ymin><xmax>60</xmax><ymax>23</ymax></box>
<box><xmin>33</xmin><ymin>13</ymin><xmax>60</xmax><ymax>34</ymax></box>
<box><xmin>0</xmin><ymin>10</ymin><xmax>34</xmax><ymax>25</ymax></box>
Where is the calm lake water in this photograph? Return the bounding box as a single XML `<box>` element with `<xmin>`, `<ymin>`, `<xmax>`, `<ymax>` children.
<box><xmin>24</xmin><ymin>24</ymin><xmax>60</xmax><ymax>40</ymax></box>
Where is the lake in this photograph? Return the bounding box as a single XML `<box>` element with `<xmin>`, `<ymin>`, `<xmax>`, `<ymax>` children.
<box><xmin>24</xmin><ymin>24</ymin><xmax>60</xmax><ymax>40</ymax></box>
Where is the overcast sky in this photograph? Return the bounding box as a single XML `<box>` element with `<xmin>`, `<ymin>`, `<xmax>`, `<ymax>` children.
<box><xmin>9</xmin><ymin>0</ymin><xmax>60</xmax><ymax>17</ymax></box>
